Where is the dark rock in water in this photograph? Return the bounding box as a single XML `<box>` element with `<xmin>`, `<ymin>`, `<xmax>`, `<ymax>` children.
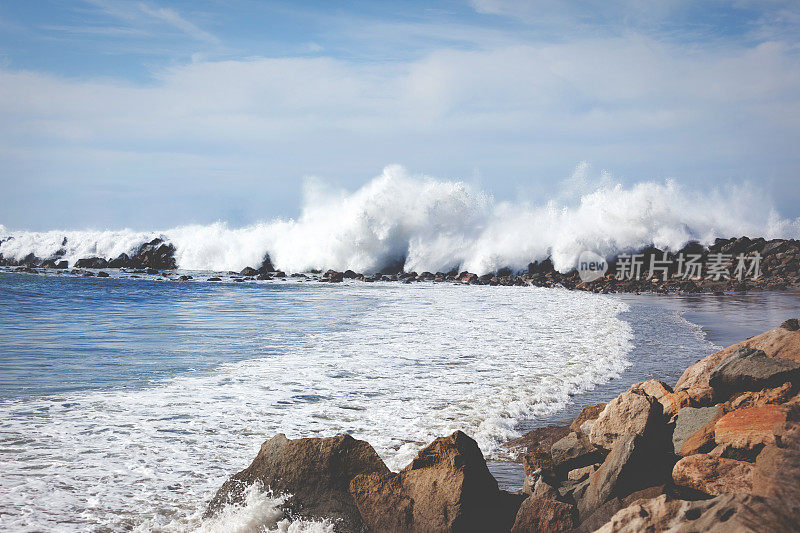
<box><xmin>108</xmin><ymin>254</ymin><xmax>131</xmax><ymax>268</ymax></box>
<box><xmin>256</xmin><ymin>273</ymin><xmax>272</xmax><ymax>280</ymax></box>
<box><xmin>709</xmin><ymin>347</ymin><xmax>800</xmax><ymax>401</ymax></box>
<box><xmin>146</xmin><ymin>268</ymin><xmax>158</xmax><ymax>275</ymax></box>
<box><xmin>233</xmin><ymin>278</ymin><xmax>244</xmax><ymax>282</ymax></box>
<box><xmin>350</xmin><ymin>431</ymin><xmax>521</xmax><ymax>533</ymax></box>
<box><xmin>257</xmin><ymin>254</ymin><xmax>274</xmax><ymax>274</ymax></box>
<box><xmin>325</xmin><ymin>271</ymin><xmax>344</xmax><ymax>283</ymax></box>
<box><xmin>97</xmin><ymin>271</ymin><xmax>109</xmax><ymax>278</ymax></box>
<box><xmin>132</xmin><ymin>238</ymin><xmax>176</xmax><ymax>269</ymax></box>
<box><xmin>82</xmin><ymin>272</ymin><xmax>94</xmax><ymax>277</ymax></box>
<box><xmin>75</xmin><ymin>257</ymin><xmax>108</xmax><ymax>269</ymax></box>
<box><xmin>511</xmin><ymin>497</ymin><xmax>576</xmax><ymax>533</ymax></box>
<box><xmin>207</xmin><ymin>277</ymin><xmax>221</xmax><ymax>282</ymax></box>
<box><xmin>179</xmin><ymin>275</ymin><xmax>192</xmax><ymax>281</ymax></box>
<box><xmin>19</xmin><ymin>253</ymin><xmax>41</xmax><ymax>267</ymax></box>
<box><xmin>343</xmin><ymin>270</ymin><xmax>358</xmax><ymax>279</ymax></box>
<box><xmin>273</xmin><ymin>270</ymin><xmax>286</xmax><ymax>278</ymax></box>
<box><xmin>240</xmin><ymin>267</ymin><xmax>258</xmax><ymax>276</ymax></box>
<box><xmin>781</xmin><ymin>319</ymin><xmax>800</xmax><ymax>331</ymax></box>
<box><xmin>207</xmin><ymin>434</ymin><xmax>388</xmax><ymax>532</ymax></box>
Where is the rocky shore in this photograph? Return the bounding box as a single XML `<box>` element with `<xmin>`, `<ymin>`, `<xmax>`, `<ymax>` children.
<box><xmin>3</xmin><ymin>236</ymin><xmax>800</xmax><ymax>293</ymax></box>
<box><xmin>205</xmin><ymin>319</ymin><xmax>800</xmax><ymax>532</ymax></box>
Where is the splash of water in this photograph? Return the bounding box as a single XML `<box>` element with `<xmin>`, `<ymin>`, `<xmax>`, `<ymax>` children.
<box><xmin>2</xmin><ymin>165</ymin><xmax>798</xmax><ymax>274</ymax></box>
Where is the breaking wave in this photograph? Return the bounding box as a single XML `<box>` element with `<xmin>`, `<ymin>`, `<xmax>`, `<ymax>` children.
<box><xmin>2</xmin><ymin>164</ymin><xmax>799</xmax><ymax>274</ymax></box>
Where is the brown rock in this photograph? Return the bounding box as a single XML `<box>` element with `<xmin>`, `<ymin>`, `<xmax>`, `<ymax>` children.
<box><xmin>709</xmin><ymin>347</ymin><xmax>800</xmax><ymax>402</ymax></box>
<box><xmin>350</xmin><ymin>431</ymin><xmax>519</xmax><ymax>533</ymax></box>
<box><xmin>675</xmin><ymin>322</ymin><xmax>800</xmax><ymax>404</ymax></box>
<box><xmin>505</xmin><ymin>425</ymin><xmax>570</xmax><ymax>462</ymax></box>
<box><xmin>550</xmin><ymin>432</ymin><xmax>604</xmax><ymax>474</ymax></box>
<box><xmin>570</xmin><ymin>404</ymin><xmax>606</xmax><ymax>433</ymax></box>
<box><xmin>727</xmin><ymin>381</ymin><xmax>795</xmax><ymax>410</ymax></box>
<box><xmin>206</xmin><ymin>434</ymin><xmax>388</xmax><ymax>531</ymax></box>
<box><xmin>595</xmin><ymin>493</ymin><xmax>800</xmax><ymax>533</ymax></box>
<box><xmin>714</xmin><ymin>405</ymin><xmax>791</xmax><ymax>451</ymax></box>
<box><xmin>630</xmin><ymin>379</ymin><xmax>686</xmax><ymax>419</ymax></box>
<box><xmin>589</xmin><ymin>389</ymin><xmax>665</xmax><ymax>450</ymax></box>
<box><xmin>752</xmin><ymin>423</ymin><xmax>800</xmax><ymax>515</ymax></box>
<box><xmin>672</xmin><ymin>453</ymin><xmax>753</xmax><ymax>496</ymax></box>
<box><xmin>510</xmin><ymin>497</ymin><xmax>576</xmax><ymax>533</ymax></box>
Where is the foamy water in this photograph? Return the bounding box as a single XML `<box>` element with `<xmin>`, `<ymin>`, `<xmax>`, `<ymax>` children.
<box><xmin>2</xmin><ymin>166</ymin><xmax>799</xmax><ymax>274</ymax></box>
<box><xmin>0</xmin><ymin>278</ymin><xmax>635</xmax><ymax>531</ymax></box>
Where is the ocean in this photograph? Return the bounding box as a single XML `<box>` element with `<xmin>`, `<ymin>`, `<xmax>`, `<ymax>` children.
<box><xmin>1</xmin><ymin>269</ymin><xmax>797</xmax><ymax>531</ymax></box>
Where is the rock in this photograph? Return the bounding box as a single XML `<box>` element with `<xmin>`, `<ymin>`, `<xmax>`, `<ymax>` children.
<box><xmin>108</xmin><ymin>253</ymin><xmax>131</xmax><ymax>268</ymax></box>
<box><xmin>257</xmin><ymin>254</ymin><xmax>274</xmax><ymax>273</ymax></box>
<box><xmin>505</xmin><ymin>425</ymin><xmax>570</xmax><ymax>463</ymax></box>
<box><xmin>589</xmin><ymin>388</ymin><xmax>664</xmax><ymax>450</ymax></box>
<box><xmin>132</xmin><ymin>238</ymin><xmax>176</xmax><ymax>269</ymax></box>
<box><xmin>709</xmin><ymin>347</ymin><xmax>800</xmax><ymax>402</ymax></box>
<box><xmin>256</xmin><ymin>273</ymin><xmax>273</xmax><ymax>280</ymax></box>
<box><xmin>350</xmin><ymin>431</ymin><xmax>519</xmax><ymax>533</ymax></box>
<box><xmin>146</xmin><ymin>267</ymin><xmax>158</xmax><ymax>275</ymax></box>
<box><xmin>595</xmin><ymin>493</ymin><xmax>800</xmax><ymax>533</ymax></box>
<box><xmin>179</xmin><ymin>275</ymin><xmax>192</xmax><ymax>281</ymax></box>
<box><xmin>782</xmin><ymin>318</ymin><xmax>800</xmax><ymax>331</ymax></box>
<box><xmin>675</xmin><ymin>322</ymin><xmax>800</xmax><ymax>403</ymax></box>
<box><xmin>630</xmin><ymin>380</ymin><xmax>685</xmax><ymax>420</ymax></box>
<box><xmin>75</xmin><ymin>257</ymin><xmax>108</xmax><ymax>269</ymax></box>
<box><xmin>714</xmin><ymin>405</ymin><xmax>792</xmax><ymax>451</ymax></box>
<box><xmin>550</xmin><ymin>432</ymin><xmax>604</xmax><ymax>474</ymax></box>
<box><xmin>578</xmin><ymin>434</ymin><xmax>671</xmax><ymax>519</ymax></box>
<box><xmin>672</xmin><ymin>453</ymin><xmax>753</xmax><ymax>496</ymax></box>
<box><xmin>326</xmin><ymin>271</ymin><xmax>344</xmax><ymax>283</ymax></box>
<box><xmin>727</xmin><ymin>381</ymin><xmax>795</xmax><ymax>410</ymax></box>
<box><xmin>97</xmin><ymin>271</ymin><xmax>109</xmax><ymax>278</ymax></box>
<box><xmin>570</xmin><ymin>404</ymin><xmax>606</xmax><ymax>433</ymax></box>
<box><xmin>240</xmin><ymin>267</ymin><xmax>258</xmax><ymax>276</ymax></box>
<box><xmin>207</xmin><ymin>277</ymin><xmax>221</xmax><ymax>281</ymax></box>
<box><xmin>510</xmin><ymin>498</ymin><xmax>576</xmax><ymax>533</ymax></box>
<box><xmin>528</xmin><ymin>475</ymin><xmax>561</xmax><ymax>499</ymax></box>
<box><xmin>567</xmin><ymin>464</ymin><xmax>599</xmax><ymax>483</ymax></box>
<box><xmin>207</xmin><ymin>434</ymin><xmax>388</xmax><ymax>531</ymax></box>
<box><xmin>672</xmin><ymin>405</ymin><xmax>723</xmax><ymax>456</ymax></box>
<box><xmin>752</xmin><ymin>424</ymin><xmax>800</xmax><ymax>514</ymax></box>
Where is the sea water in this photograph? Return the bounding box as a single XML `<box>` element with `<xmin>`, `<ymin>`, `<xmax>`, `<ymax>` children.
<box><xmin>0</xmin><ymin>271</ymin><xmax>797</xmax><ymax>531</ymax></box>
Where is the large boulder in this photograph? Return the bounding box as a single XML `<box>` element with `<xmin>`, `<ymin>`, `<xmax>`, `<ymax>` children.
<box><xmin>675</xmin><ymin>321</ymin><xmax>800</xmax><ymax>404</ymax></box>
<box><xmin>505</xmin><ymin>425</ymin><xmax>570</xmax><ymax>462</ymax></box>
<box><xmin>630</xmin><ymin>380</ymin><xmax>687</xmax><ymax>420</ymax></box>
<box><xmin>595</xmin><ymin>493</ymin><xmax>800</xmax><ymax>532</ymax></box>
<box><xmin>350</xmin><ymin>431</ymin><xmax>521</xmax><ymax>533</ymax></box>
<box><xmin>207</xmin><ymin>434</ymin><xmax>388</xmax><ymax>531</ymax></box>
<box><xmin>75</xmin><ymin>257</ymin><xmax>108</xmax><ymax>269</ymax></box>
<box><xmin>510</xmin><ymin>497</ymin><xmax>576</xmax><ymax>533</ymax></box>
<box><xmin>752</xmin><ymin>423</ymin><xmax>800</xmax><ymax>515</ymax></box>
<box><xmin>589</xmin><ymin>388</ymin><xmax>665</xmax><ymax>450</ymax></box>
<box><xmin>713</xmin><ymin>405</ymin><xmax>792</xmax><ymax>451</ymax></box>
<box><xmin>709</xmin><ymin>347</ymin><xmax>800</xmax><ymax>402</ymax></box>
<box><xmin>578</xmin><ymin>434</ymin><xmax>671</xmax><ymax>519</ymax></box>
<box><xmin>672</xmin><ymin>405</ymin><xmax>723</xmax><ymax>456</ymax></box>
<box><xmin>672</xmin><ymin>453</ymin><xmax>753</xmax><ymax>496</ymax></box>
<box><xmin>131</xmin><ymin>238</ymin><xmax>176</xmax><ymax>269</ymax></box>
<box><xmin>570</xmin><ymin>404</ymin><xmax>606</xmax><ymax>433</ymax></box>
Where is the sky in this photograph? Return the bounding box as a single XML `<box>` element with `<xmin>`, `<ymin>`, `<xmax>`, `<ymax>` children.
<box><xmin>1</xmin><ymin>0</ymin><xmax>799</xmax><ymax>230</ymax></box>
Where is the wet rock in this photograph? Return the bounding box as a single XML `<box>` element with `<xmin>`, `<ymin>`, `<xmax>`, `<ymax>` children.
<box><xmin>672</xmin><ymin>405</ymin><xmax>723</xmax><ymax>456</ymax></box>
<box><xmin>132</xmin><ymin>238</ymin><xmax>176</xmax><ymax>269</ymax></box>
<box><xmin>714</xmin><ymin>405</ymin><xmax>792</xmax><ymax>451</ymax></box>
<box><xmin>97</xmin><ymin>271</ymin><xmax>109</xmax><ymax>278</ymax></box>
<box><xmin>350</xmin><ymin>431</ymin><xmax>520</xmax><ymax>533</ymax></box>
<box><xmin>146</xmin><ymin>268</ymin><xmax>159</xmax><ymax>275</ymax></box>
<box><xmin>75</xmin><ymin>257</ymin><xmax>108</xmax><ymax>269</ymax></box>
<box><xmin>782</xmin><ymin>318</ymin><xmax>800</xmax><ymax>331</ymax></box>
<box><xmin>108</xmin><ymin>253</ymin><xmax>131</xmax><ymax>268</ymax></box>
<box><xmin>510</xmin><ymin>497</ymin><xmax>576</xmax><ymax>533</ymax></box>
<box><xmin>240</xmin><ymin>267</ymin><xmax>258</xmax><ymax>276</ymax></box>
<box><xmin>208</xmin><ymin>434</ymin><xmax>387</xmax><ymax>531</ymax></box>
<box><xmin>207</xmin><ymin>277</ymin><xmax>222</xmax><ymax>282</ymax></box>
<box><xmin>589</xmin><ymin>388</ymin><xmax>665</xmax><ymax>450</ymax></box>
<box><xmin>179</xmin><ymin>275</ymin><xmax>192</xmax><ymax>281</ymax></box>
<box><xmin>596</xmin><ymin>493</ymin><xmax>799</xmax><ymax>533</ymax></box>
<box><xmin>256</xmin><ymin>273</ymin><xmax>273</xmax><ymax>280</ymax></box>
<box><xmin>550</xmin><ymin>432</ymin><xmax>604</xmax><ymax>474</ymax></box>
<box><xmin>709</xmin><ymin>347</ymin><xmax>800</xmax><ymax>402</ymax></box>
<box><xmin>570</xmin><ymin>404</ymin><xmax>606</xmax><ymax>434</ymax></box>
<box><xmin>505</xmin><ymin>425</ymin><xmax>570</xmax><ymax>463</ymax></box>
<box><xmin>672</xmin><ymin>453</ymin><xmax>753</xmax><ymax>496</ymax></box>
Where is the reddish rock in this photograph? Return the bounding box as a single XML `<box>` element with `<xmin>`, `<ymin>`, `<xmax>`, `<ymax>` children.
<box><xmin>752</xmin><ymin>423</ymin><xmax>800</xmax><ymax>515</ymax></box>
<box><xmin>727</xmin><ymin>381</ymin><xmax>795</xmax><ymax>410</ymax></box>
<box><xmin>350</xmin><ymin>431</ymin><xmax>521</xmax><ymax>533</ymax></box>
<box><xmin>714</xmin><ymin>405</ymin><xmax>791</xmax><ymax>450</ymax></box>
<box><xmin>570</xmin><ymin>404</ymin><xmax>606</xmax><ymax>433</ymax></box>
<box><xmin>672</xmin><ymin>453</ymin><xmax>753</xmax><ymax>496</ymax></box>
<box><xmin>510</xmin><ymin>498</ymin><xmax>576</xmax><ymax>533</ymax></box>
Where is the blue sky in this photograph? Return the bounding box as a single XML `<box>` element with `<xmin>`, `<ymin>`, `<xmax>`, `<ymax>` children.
<box><xmin>1</xmin><ymin>0</ymin><xmax>799</xmax><ymax>229</ymax></box>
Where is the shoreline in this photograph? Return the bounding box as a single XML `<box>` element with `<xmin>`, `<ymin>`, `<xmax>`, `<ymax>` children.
<box><xmin>203</xmin><ymin>318</ymin><xmax>800</xmax><ymax>531</ymax></box>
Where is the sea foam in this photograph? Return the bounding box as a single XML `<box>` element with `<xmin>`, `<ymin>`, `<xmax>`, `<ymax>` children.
<box><xmin>2</xmin><ymin>165</ymin><xmax>799</xmax><ymax>274</ymax></box>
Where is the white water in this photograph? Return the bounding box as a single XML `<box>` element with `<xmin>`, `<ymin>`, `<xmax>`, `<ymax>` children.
<box><xmin>0</xmin><ymin>284</ymin><xmax>633</xmax><ymax>531</ymax></box>
<box><xmin>2</xmin><ymin>165</ymin><xmax>798</xmax><ymax>274</ymax></box>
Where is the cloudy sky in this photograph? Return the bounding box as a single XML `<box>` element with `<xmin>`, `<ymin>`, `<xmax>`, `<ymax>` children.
<box><xmin>1</xmin><ymin>0</ymin><xmax>799</xmax><ymax>230</ymax></box>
